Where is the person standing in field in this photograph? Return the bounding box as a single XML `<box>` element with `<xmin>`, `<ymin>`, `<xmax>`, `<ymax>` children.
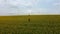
<box><xmin>28</xmin><ymin>18</ymin><xmax>30</xmax><ymax>22</ymax></box>
<box><xmin>28</xmin><ymin>15</ymin><xmax>30</xmax><ymax>22</ymax></box>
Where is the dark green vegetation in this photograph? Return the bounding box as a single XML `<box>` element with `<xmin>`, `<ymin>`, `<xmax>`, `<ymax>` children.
<box><xmin>0</xmin><ymin>15</ymin><xmax>60</xmax><ymax>34</ymax></box>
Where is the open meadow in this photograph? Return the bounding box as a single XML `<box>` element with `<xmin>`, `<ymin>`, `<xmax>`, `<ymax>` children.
<box><xmin>0</xmin><ymin>15</ymin><xmax>60</xmax><ymax>34</ymax></box>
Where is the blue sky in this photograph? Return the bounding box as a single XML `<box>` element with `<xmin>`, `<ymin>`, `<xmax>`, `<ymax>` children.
<box><xmin>0</xmin><ymin>0</ymin><xmax>60</xmax><ymax>15</ymax></box>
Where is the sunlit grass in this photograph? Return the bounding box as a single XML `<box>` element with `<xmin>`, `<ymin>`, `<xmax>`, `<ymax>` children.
<box><xmin>0</xmin><ymin>15</ymin><xmax>60</xmax><ymax>34</ymax></box>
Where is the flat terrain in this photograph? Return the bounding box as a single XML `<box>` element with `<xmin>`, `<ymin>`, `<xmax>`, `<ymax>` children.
<box><xmin>0</xmin><ymin>15</ymin><xmax>60</xmax><ymax>34</ymax></box>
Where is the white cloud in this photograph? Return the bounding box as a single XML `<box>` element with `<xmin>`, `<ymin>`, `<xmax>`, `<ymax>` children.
<box><xmin>0</xmin><ymin>0</ymin><xmax>40</xmax><ymax>15</ymax></box>
<box><xmin>52</xmin><ymin>2</ymin><xmax>60</xmax><ymax>12</ymax></box>
<box><xmin>53</xmin><ymin>3</ymin><xmax>60</xmax><ymax>6</ymax></box>
<box><xmin>6</xmin><ymin>0</ymin><xmax>38</xmax><ymax>6</ymax></box>
<box><xmin>0</xmin><ymin>0</ymin><xmax>60</xmax><ymax>15</ymax></box>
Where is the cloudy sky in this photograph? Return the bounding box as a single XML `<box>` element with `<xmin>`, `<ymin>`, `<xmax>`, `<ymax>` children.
<box><xmin>0</xmin><ymin>0</ymin><xmax>60</xmax><ymax>15</ymax></box>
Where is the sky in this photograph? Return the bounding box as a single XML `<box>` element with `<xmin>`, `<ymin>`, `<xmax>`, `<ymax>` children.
<box><xmin>0</xmin><ymin>0</ymin><xmax>60</xmax><ymax>15</ymax></box>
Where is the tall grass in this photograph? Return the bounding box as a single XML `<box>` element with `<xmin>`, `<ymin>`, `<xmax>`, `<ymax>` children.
<box><xmin>0</xmin><ymin>15</ymin><xmax>60</xmax><ymax>34</ymax></box>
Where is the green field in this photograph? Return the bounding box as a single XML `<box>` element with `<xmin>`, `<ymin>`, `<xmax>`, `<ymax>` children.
<box><xmin>0</xmin><ymin>15</ymin><xmax>60</xmax><ymax>34</ymax></box>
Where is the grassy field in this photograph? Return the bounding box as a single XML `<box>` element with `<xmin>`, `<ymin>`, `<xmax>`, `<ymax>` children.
<box><xmin>0</xmin><ymin>15</ymin><xmax>60</xmax><ymax>34</ymax></box>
